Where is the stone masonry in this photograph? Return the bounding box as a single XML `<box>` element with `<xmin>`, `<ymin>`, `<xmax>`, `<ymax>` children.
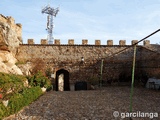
<box><xmin>16</xmin><ymin>39</ymin><xmax>160</xmax><ymax>83</ymax></box>
<box><xmin>1</xmin><ymin>14</ymin><xmax>160</xmax><ymax>83</ymax></box>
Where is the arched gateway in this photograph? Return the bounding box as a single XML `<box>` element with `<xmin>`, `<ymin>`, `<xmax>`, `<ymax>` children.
<box><xmin>55</xmin><ymin>69</ymin><xmax>70</xmax><ymax>91</ymax></box>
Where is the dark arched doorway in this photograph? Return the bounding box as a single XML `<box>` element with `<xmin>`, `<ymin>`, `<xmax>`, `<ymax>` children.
<box><xmin>55</xmin><ymin>69</ymin><xmax>70</xmax><ymax>91</ymax></box>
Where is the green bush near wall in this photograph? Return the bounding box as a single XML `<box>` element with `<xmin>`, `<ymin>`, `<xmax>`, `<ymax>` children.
<box><xmin>27</xmin><ymin>71</ymin><xmax>52</xmax><ymax>91</ymax></box>
<box><xmin>0</xmin><ymin>86</ymin><xmax>43</xmax><ymax>119</ymax></box>
<box><xmin>0</xmin><ymin>103</ymin><xmax>8</xmax><ymax>119</ymax></box>
<box><xmin>0</xmin><ymin>72</ymin><xmax>27</xmax><ymax>100</ymax></box>
<box><xmin>0</xmin><ymin>72</ymin><xmax>52</xmax><ymax>119</ymax></box>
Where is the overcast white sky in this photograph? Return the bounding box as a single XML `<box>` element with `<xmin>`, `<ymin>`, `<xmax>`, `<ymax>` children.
<box><xmin>1</xmin><ymin>0</ymin><xmax>160</xmax><ymax>45</ymax></box>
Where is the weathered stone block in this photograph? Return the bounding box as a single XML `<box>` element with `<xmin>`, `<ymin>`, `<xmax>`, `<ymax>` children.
<box><xmin>54</xmin><ymin>39</ymin><xmax>60</xmax><ymax>45</ymax></box>
<box><xmin>132</xmin><ymin>40</ymin><xmax>138</xmax><ymax>45</ymax></box>
<box><xmin>7</xmin><ymin>16</ymin><xmax>15</xmax><ymax>24</ymax></box>
<box><xmin>107</xmin><ymin>40</ymin><xmax>113</xmax><ymax>45</ymax></box>
<box><xmin>41</xmin><ymin>39</ymin><xmax>48</xmax><ymax>45</ymax></box>
<box><xmin>28</xmin><ymin>39</ymin><xmax>34</xmax><ymax>44</ymax></box>
<box><xmin>95</xmin><ymin>40</ymin><xmax>101</xmax><ymax>45</ymax></box>
<box><xmin>143</xmin><ymin>40</ymin><xmax>150</xmax><ymax>46</ymax></box>
<box><xmin>119</xmin><ymin>40</ymin><xmax>126</xmax><ymax>45</ymax></box>
<box><xmin>16</xmin><ymin>23</ymin><xmax>22</xmax><ymax>28</ymax></box>
<box><xmin>68</xmin><ymin>39</ymin><xmax>74</xmax><ymax>45</ymax></box>
<box><xmin>82</xmin><ymin>39</ymin><xmax>88</xmax><ymax>45</ymax></box>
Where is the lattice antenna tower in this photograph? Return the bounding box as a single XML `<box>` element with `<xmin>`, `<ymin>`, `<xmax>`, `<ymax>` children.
<box><xmin>42</xmin><ymin>3</ymin><xmax>59</xmax><ymax>44</ymax></box>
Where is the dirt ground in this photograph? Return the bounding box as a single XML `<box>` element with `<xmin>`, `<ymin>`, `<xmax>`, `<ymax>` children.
<box><xmin>4</xmin><ymin>86</ymin><xmax>160</xmax><ymax>120</ymax></box>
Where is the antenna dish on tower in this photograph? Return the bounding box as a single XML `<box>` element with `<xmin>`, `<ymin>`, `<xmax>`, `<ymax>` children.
<box><xmin>42</xmin><ymin>4</ymin><xmax>59</xmax><ymax>44</ymax></box>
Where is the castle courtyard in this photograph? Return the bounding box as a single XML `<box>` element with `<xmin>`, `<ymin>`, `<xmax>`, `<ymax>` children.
<box><xmin>4</xmin><ymin>86</ymin><xmax>160</xmax><ymax>120</ymax></box>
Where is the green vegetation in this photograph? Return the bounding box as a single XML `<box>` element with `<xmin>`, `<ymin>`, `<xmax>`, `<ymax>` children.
<box><xmin>45</xmin><ymin>67</ymin><xmax>52</xmax><ymax>79</ymax></box>
<box><xmin>0</xmin><ymin>71</ymin><xmax>52</xmax><ymax>119</ymax></box>
<box><xmin>0</xmin><ymin>72</ymin><xmax>27</xmax><ymax>100</ymax></box>
<box><xmin>27</xmin><ymin>71</ymin><xmax>52</xmax><ymax>91</ymax></box>
<box><xmin>0</xmin><ymin>87</ymin><xmax>42</xmax><ymax>119</ymax></box>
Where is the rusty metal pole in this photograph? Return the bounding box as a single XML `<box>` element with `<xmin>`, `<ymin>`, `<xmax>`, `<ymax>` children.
<box><xmin>129</xmin><ymin>45</ymin><xmax>136</xmax><ymax>120</ymax></box>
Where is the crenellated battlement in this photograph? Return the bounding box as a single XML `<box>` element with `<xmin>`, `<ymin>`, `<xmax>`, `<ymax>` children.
<box><xmin>1</xmin><ymin>14</ymin><xmax>160</xmax><ymax>82</ymax></box>
<box><xmin>26</xmin><ymin>39</ymin><xmax>150</xmax><ymax>46</ymax></box>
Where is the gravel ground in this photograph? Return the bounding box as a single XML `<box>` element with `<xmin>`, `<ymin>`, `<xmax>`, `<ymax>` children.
<box><xmin>3</xmin><ymin>86</ymin><xmax>160</xmax><ymax>120</ymax></box>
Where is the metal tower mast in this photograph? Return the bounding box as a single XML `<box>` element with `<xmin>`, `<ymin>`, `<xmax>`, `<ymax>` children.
<box><xmin>42</xmin><ymin>5</ymin><xmax>59</xmax><ymax>44</ymax></box>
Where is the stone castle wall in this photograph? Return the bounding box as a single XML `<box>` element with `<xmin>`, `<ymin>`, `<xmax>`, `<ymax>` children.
<box><xmin>1</xmin><ymin>14</ymin><xmax>160</xmax><ymax>83</ymax></box>
<box><xmin>16</xmin><ymin>39</ymin><xmax>160</xmax><ymax>83</ymax></box>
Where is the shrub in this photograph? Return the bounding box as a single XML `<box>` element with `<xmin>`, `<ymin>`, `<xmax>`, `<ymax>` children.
<box><xmin>27</xmin><ymin>71</ymin><xmax>52</xmax><ymax>91</ymax></box>
<box><xmin>8</xmin><ymin>86</ymin><xmax>43</xmax><ymax>114</ymax></box>
<box><xmin>45</xmin><ymin>67</ymin><xmax>52</xmax><ymax>78</ymax></box>
<box><xmin>0</xmin><ymin>72</ymin><xmax>27</xmax><ymax>100</ymax></box>
<box><xmin>0</xmin><ymin>103</ymin><xmax>9</xmax><ymax>119</ymax></box>
<box><xmin>0</xmin><ymin>72</ymin><xmax>52</xmax><ymax>119</ymax></box>
<box><xmin>0</xmin><ymin>86</ymin><xmax>43</xmax><ymax>119</ymax></box>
